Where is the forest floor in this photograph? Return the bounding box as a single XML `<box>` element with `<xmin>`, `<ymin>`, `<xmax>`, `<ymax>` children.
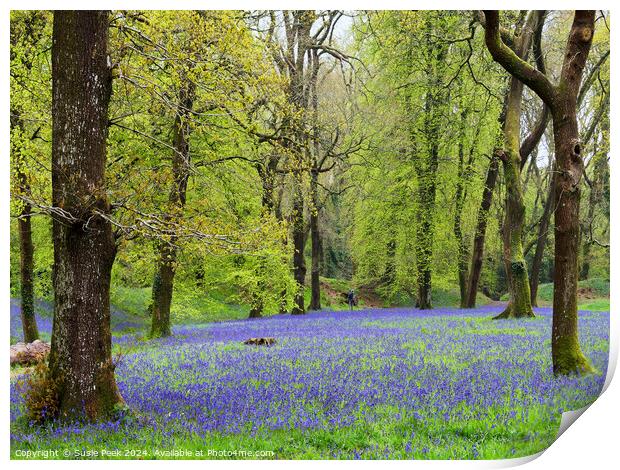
<box><xmin>9</xmin><ymin>300</ymin><xmax>609</xmax><ymax>460</ymax></box>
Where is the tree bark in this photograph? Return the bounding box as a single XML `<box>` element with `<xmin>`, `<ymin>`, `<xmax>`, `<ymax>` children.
<box><xmin>49</xmin><ymin>10</ymin><xmax>124</xmax><ymax>420</ymax></box>
<box><xmin>308</xmin><ymin>50</ymin><xmax>322</xmax><ymax>311</ymax></box>
<box><xmin>415</xmin><ymin>139</ymin><xmax>438</xmax><ymax>310</ymax></box>
<box><xmin>454</xmin><ymin>108</ymin><xmax>469</xmax><ymax>308</ymax></box>
<box><xmin>465</xmin><ymin>154</ymin><xmax>499</xmax><ymax>308</ymax></box>
<box><xmin>18</xmin><ymin>192</ymin><xmax>39</xmax><ymax>343</ymax></box>
<box><xmin>291</xmin><ymin>179</ymin><xmax>307</xmax><ymax>314</ymax></box>
<box><xmin>483</xmin><ymin>9</ymin><xmax>596</xmax><ymax>374</ymax></box>
<box><xmin>286</xmin><ymin>12</ymin><xmax>313</xmax><ymax>315</ymax></box>
<box><xmin>11</xmin><ymin>111</ymin><xmax>40</xmax><ymax>343</ymax></box>
<box><xmin>491</xmin><ymin>12</ymin><xmax>541</xmax><ymax>320</ymax></box>
<box><xmin>150</xmin><ymin>80</ymin><xmax>195</xmax><ymax>337</ymax></box>
<box><xmin>308</xmin><ymin>170</ymin><xmax>322</xmax><ymax>310</ymax></box>
<box><xmin>10</xmin><ymin>14</ymin><xmax>43</xmax><ymax>343</ymax></box>
<box><xmin>550</xmin><ymin>12</ymin><xmax>597</xmax><ymax>375</ymax></box>
<box><xmin>412</xmin><ymin>20</ymin><xmax>447</xmax><ymax>310</ymax></box>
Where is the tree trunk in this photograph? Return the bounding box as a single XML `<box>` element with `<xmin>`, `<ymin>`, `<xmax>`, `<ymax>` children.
<box><xmin>551</xmin><ymin>106</ymin><xmax>593</xmax><ymax>373</ymax></box>
<box><xmin>150</xmin><ymin>80</ymin><xmax>195</xmax><ymax>337</ymax></box>
<box><xmin>494</xmin><ymin>145</ymin><xmax>535</xmax><ymax>319</ymax></box>
<box><xmin>19</xmin><ymin>195</ymin><xmax>39</xmax><ymax>343</ymax></box>
<box><xmin>579</xmin><ymin>190</ymin><xmax>595</xmax><ymax>281</ymax></box>
<box><xmin>291</xmin><ymin>178</ymin><xmax>306</xmax><ymax>315</ymax></box>
<box><xmin>283</xmin><ymin>12</ymin><xmax>313</xmax><ymax>316</ymax></box>
<box><xmin>11</xmin><ymin>108</ymin><xmax>39</xmax><ymax>343</ymax></box>
<box><xmin>308</xmin><ymin>49</ymin><xmax>322</xmax><ymax>312</ymax></box>
<box><xmin>250</xmin><ymin>156</ymin><xmax>280</xmax><ymax>318</ymax></box>
<box><xmin>150</xmin><ymin>245</ymin><xmax>176</xmax><ymax>337</ymax></box>
<box><xmin>491</xmin><ymin>13</ymin><xmax>540</xmax><ymax>320</ymax></box>
<box><xmin>248</xmin><ymin>301</ymin><xmax>263</xmax><ymax>318</ymax></box>
<box><xmin>465</xmin><ymin>154</ymin><xmax>499</xmax><ymax>308</ymax></box>
<box><xmin>482</xmin><ymin>9</ymin><xmax>596</xmax><ymax>374</ymax></box>
<box><xmin>383</xmin><ymin>238</ymin><xmax>396</xmax><ymax>286</ymax></box>
<box><xmin>414</xmin><ymin>57</ymin><xmax>442</xmax><ymax>310</ymax></box>
<box><xmin>49</xmin><ymin>10</ymin><xmax>123</xmax><ymax>420</ymax></box>
<box><xmin>454</xmin><ymin>107</ymin><xmax>469</xmax><ymax>308</ymax></box>
<box><xmin>550</xmin><ymin>13</ymin><xmax>596</xmax><ymax>375</ymax></box>
<box><xmin>309</xmin><ymin>171</ymin><xmax>322</xmax><ymax>310</ymax></box>
<box><xmin>415</xmin><ymin>164</ymin><xmax>437</xmax><ymax>310</ymax></box>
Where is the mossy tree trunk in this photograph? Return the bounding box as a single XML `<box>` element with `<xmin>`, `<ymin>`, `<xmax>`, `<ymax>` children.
<box><xmin>410</xmin><ymin>19</ymin><xmax>447</xmax><ymax>311</ymax></box>
<box><xmin>308</xmin><ymin>51</ymin><xmax>322</xmax><ymax>312</ymax></box>
<box><xmin>10</xmin><ymin>14</ymin><xmax>44</xmax><ymax>343</ymax></box>
<box><xmin>487</xmin><ymin>11</ymin><xmax>544</xmax><ymax>320</ymax></box>
<box><xmin>484</xmin><ymin>9</ymin><xmax>596</xmax><ymax>374</ymax></box>
<box><xmin>150</xmin><ymin>80</ymin><xmax>195</xmax><ymax>338</ymax></box>
<box><xmin>414</xmin><ymin>146</ymin><xmax>438</xmax><ymax>310</ymax></box>
<box><xmin>49</xmin><ymin>10</ymin><xmax>124</xmax><ymax>420</ymax></box>
<box><xmin>11</xmin><ymin>111</ymin><xmax>39</xmax><ymax>343</ymax></box>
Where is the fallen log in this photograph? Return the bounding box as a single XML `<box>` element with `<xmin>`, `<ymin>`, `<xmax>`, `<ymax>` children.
<box><xmin>243</xmin><ymin>337</ymin><xmax>276</xmax><ymax>347</ymax></box>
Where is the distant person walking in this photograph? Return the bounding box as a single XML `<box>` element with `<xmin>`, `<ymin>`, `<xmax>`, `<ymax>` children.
<box><xmin>347</xmin><ymin>289</ymin><xmax>356</xmax><ymax>311</ymax></box>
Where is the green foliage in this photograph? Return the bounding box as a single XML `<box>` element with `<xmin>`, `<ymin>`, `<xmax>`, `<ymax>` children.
<box><xmin>10</xmin><ymin>217</ymin><xmax>54</xmax><ymax>300</ymax></box>
<box><xmin>9</xmin><ymin>9</ymin><xmax>609</xmax><ymax>324</ymax></box>
<box><xmin>346</xmin><ymin>11</ymin><xmax>505</xmax><ymax>304</ymax></box>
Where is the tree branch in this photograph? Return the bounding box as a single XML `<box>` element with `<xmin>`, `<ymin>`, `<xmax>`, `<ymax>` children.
<box><xmin>483</xmin><ymin>10</ymin><xmax>557</xmax><ymax>107</ymax></box>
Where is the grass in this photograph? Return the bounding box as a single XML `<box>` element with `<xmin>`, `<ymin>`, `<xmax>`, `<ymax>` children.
<box><xmin>536</xmin><ymin>277</ymin><xmax>609</xmax><ymax>303</ymax></box>
<box><xmin>110</xmin><ymin>285</ymin><xmax>249</xmax><ymax>324</ymax></box>
<box><xmin>10</xmin><ymin>403</ymin><xmax>562</xmax><ymax>460</ymax></box>
<box><xmin>499</xmin><ymin>277</ymin><xmax>609</xmax><ymax>310</ymax></box>
<box><xmin>578</xmin><ymin>298</ymin><xmax>610</xmax><ymax>312</ymax></box>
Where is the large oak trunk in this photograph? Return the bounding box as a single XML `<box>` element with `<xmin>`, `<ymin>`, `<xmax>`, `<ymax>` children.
<box><xmin>49</xmin><ymin>11</ymin><xmax>124</xmax><ymax>420</ymax></box>
<box><xmin>482</xmin><ymin>9</ymin><xmax>596</xmax><ymax>374</ymax></box>
<box><xmin>549</xmin><ymin>12</ymin><xmax>596</xmax><ymax>375</ymax></box>
<box><xmin>551</xmin><ymin>104</ymin><xmax>593</xmax><ymax>375</ymax></box>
